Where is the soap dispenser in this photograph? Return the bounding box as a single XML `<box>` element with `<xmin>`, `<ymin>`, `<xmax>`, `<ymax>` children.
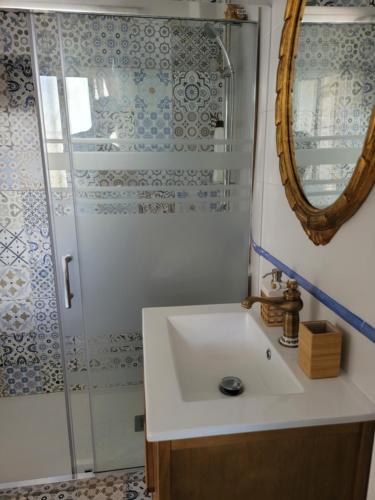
<box><xmin>260</xmin><ymin>268</ymin><xmax>286</xmax><ymax>327</ymax></box>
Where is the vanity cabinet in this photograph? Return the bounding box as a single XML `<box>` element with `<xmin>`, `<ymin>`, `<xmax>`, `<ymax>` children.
<box><xmin>145</xmin><ymin>421</ymin><xmax>374</xmax><ymax>500</ymax></box>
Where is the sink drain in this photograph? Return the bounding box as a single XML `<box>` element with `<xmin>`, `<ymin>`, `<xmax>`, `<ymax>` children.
<box><xmin>219</xmin><ymin>376</ymin><xmax>244</xmax><ymax>396</ymax></box>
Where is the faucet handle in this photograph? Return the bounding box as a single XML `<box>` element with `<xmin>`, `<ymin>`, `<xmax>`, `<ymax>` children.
<box><xmin>287</xmin><ymin>279</ymin><xmax>298</xmax><ymax>290</ymax></box>
<box><xmin>284</xmin><ymin>280</ymin><xmax>301</xmax><ymax>301</ymax></box>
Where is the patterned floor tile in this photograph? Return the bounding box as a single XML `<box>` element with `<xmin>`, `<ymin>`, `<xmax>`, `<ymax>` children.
<box><xmin>0</xmin><ymin>332</ymin><xmax>39</xmax><ymax>366</ymax></box>
<box><xmin>126</xmin><ymin>471</ymin><xmax>151</xmax><ymax>499</ymax></box>
<box><xmin>0</xmin><ymin>297</ymin><xmax>35</xmax><ymax>332</ymax></box>
<box><xmin>0</xmin><ymin>265</ymin><xmax>32</xmax><ymax>300</ymax></box>
<box><xmin>1</xmin><ymin>472</ymin><xmax>137</xmax><ymax>500</ymax></box>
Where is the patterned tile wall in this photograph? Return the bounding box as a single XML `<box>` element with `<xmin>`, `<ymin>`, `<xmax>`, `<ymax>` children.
<box><xmin>0</xmin><ymin>11</ymin><xmax>64</xmax><ymax>397</ymax></box>
<box><xmin>1</xmin><ymin>12</ymin><xmax>229</xmax><ymax>396</ymax></box>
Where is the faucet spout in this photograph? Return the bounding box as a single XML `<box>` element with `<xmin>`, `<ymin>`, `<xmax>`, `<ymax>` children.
<box><xmin>241</xmin><ymin>280</ymin><xmax>303</xmax><ymax>348</ymax></box>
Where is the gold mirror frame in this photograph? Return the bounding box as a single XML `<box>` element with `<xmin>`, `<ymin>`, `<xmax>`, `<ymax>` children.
<box><xmin>276</xmin><ymin>0</ymin><xmax>375</xmax><ymax>246</ymax></box>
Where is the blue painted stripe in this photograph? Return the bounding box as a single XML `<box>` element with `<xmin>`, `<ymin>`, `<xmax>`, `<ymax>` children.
<box><xmin>252</xmin><ymin>240</ymin><xmax>375</xmax><ymax>344</ymax></box>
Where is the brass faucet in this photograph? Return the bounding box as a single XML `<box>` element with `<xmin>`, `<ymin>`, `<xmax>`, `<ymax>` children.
<box><xmin>241</xmin><ymin>280</ymin><xmax>303</xmax><ymax>348</ymax></box>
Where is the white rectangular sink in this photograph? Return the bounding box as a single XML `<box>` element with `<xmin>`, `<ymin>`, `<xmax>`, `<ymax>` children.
<box><xmin>168</xmin><ymin>313</ymin><xmax>302</xmax><ymax>402</ymax></box>
<box><xmin>143</xmin><ymin>304</ymin><xmax>375</xmax><ymax>442</ymax></box>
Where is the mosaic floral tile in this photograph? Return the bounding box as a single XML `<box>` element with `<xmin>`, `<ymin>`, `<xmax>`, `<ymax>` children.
<box><xmin>35</xmin><ymin>331</ymin><xmax>61</xmax><ymax>364</ymax></box>
<box><xmin>0</xmin><ymin>265</ymin><xmax>32</xmax><ymax>300</ymax></box>
<box><xmin>8</xmin><ymin>108</ymin><xmax>40</xmax><ymax>149</ymax></box>
<box><xmin>34</xmin><ymin>297</ymin><xmax>59</xmax><ymax>336</ymax></box>
<box><xmin>173</xmin><ymin>71</ymin><xmax>223</xmax><ymax>151</ymax></box>
<box><xmin>0</xmin><ymin>147</ymin><xmax>44</xmax><ymax>190</ymax></box>
<box><xmin>93</xmin><ymin>110</ymin><xmax>135</xmax><ymax>140</ymax></box>
<box><xmin>0</xmin><ymin>11</ymin><xmax>31</xmax><ymax>57</ymax></box>
<box><xmin>25</xmin><ymin>225</ymin><xmax>52</xmax><ymax>266</ymax></box>
<box><xmin>0</xmin><ymin>332</ymin><xmax>39</xmax><ymax>366</ymax></box>
<box><xmin>34</xmin><ymin>13</ymin><xmax>61</xmax><ymax>77</ymax></box>
<box><xmin>57</xmin><ymin>14</ymin><xmax>172</xmax><ymax>72</ymax></box>
<box><xmin>3</xmin><ymin>54</ymin><xmax>35</xmax><ymax>110</ymax></box>
<box><xmin>3</xmin><ymin>363</ymin><xmax>43</xmax><ymax>396</ymax></box>
<box><xmin>0</xmin><ymin>109</ymin><xmax>12</xmax><ymax>146</ymax></box>
<box><xmin>0</xmin><ymin>297</ymin><xmax>35</xmax><ymax>332</ymax></box>
<box><xmin>74</xmin><ymin>169</ymin><xmax>213</xmax><ymax>188</ymax></box>
<box><xmin>0</xmin><ymin>224</ymin><xmax>29</xmax><ymax>267</ymax></box>
<box><xmin>1</xmin><ymin>473</ymin><xmax>134</xmax><ymax>500</ymax></box>
<box><xmin>126</xmin><ymin>470</ymin><xmax>151</xmax><ymax>499</ymax></box>
<box><xmin>41</xmin><ymin>360</ymin><xmax>65</xmax><ymax>393</ymax></box>
<box><xmin>0</xmin><ymin>366</ymin><xmax>9</xmax><ymax>395</ymax></box>
<box><xmin>21</xmin><ymin>191</ymin><xmax>49</xmax><ymax>230</ymax></box>
<box><xmin>0</xmin><ymin>191</ymin><xmax>23</xmax><ymax>229</ymax></box>
<box><xmin>170</xmin><ymin>20</ymin><xmax>224</xmax><ymax>73</ymax></box>
<box><xmin>30</xmin><ymin>253</ymin><xmax>56</xmax><ymax>299</ymax></box>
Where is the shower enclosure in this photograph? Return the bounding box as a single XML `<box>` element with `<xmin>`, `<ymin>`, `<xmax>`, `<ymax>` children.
<box><xmin>0</xmin><ymin>5</ymin><xmax>258</xmax><ymax>482</ymax></box>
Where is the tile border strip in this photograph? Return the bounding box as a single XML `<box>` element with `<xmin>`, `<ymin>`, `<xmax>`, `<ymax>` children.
<box><xmin>252</xmin><ymin>240</ymin><xmax>375</xmax><ymax>344</ymax></box>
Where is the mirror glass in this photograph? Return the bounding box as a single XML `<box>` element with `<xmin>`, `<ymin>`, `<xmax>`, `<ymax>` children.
<box><xmin>292</xmin><ymin>6</ymin><xmax>375</xmax><ymax>208</ymax></box>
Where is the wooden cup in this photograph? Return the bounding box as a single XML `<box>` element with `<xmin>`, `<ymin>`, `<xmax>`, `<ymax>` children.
<box><xmin>298</xmin><ymin>321</ymin><xmax>342</xmax><ymax>379</ymax></box>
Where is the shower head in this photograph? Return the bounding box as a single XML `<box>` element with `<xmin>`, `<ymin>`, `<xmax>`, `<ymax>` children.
<box><xmin>203</xmin><ymin>24</ymin><xmax>234</xmax><ymax>77</ymax></box>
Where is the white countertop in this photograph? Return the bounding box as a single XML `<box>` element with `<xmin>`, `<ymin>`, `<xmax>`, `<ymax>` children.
<box><xmin>143</xmin><ymin>304</ymin><xmax>375</xmax><ymax>442</ymax></box>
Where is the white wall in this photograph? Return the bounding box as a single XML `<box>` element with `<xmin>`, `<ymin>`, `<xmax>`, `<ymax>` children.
<box><xmin>253</xmin><ymin>2</ymin><xmax>375</xmax><ymax>498</ymax></box>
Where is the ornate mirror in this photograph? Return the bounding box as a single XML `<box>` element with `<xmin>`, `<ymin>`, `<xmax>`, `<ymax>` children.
<box><xmin>276</xmin><ymin>0</ymin><xmax>375</xmax><ymax>245</ymax></box>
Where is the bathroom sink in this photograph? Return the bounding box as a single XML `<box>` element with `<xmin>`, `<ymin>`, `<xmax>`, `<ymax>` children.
<box><xmin>167</xmin><ymin>312</ymin><xmax>302</xmax><ymax>402</ymax></box>
<box><xmin>143</xmin><ymin>304</ymin><xmax>375</xmax><ymax>441</ymax></box>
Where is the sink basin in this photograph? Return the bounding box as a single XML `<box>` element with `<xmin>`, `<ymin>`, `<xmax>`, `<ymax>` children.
<box><xmin>143</xmin><ymin>304</ymin><xmax>375</xmax><ymax>442</ymax></box>
<box><xmin>168</xmin><ymin>312</ymin><xmax>303</xmax><ymax>402</ymax></box>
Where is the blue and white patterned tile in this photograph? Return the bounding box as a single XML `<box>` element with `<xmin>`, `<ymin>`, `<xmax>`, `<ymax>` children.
<box><xmin>0</xmin><ymin>265</ymin><xmax>32</xmax><ymax>300</ymax></box>
<box><xmin>8</xmin><ymin>108</ymin><xmax>40</xmax><ymax>149</ymax></box>
<box><xmin>34</xmin><ymin>297</ymin><xmax>59</xmax><ymax>336</ymax></box>
<box><xmin>35</xmin><ymin>331</ymin><xmax>61</xmax><ymax>364</ymax></box>
<box><xmin>0</xmin><ymin>366</ymin><xmax>8</xmax><ymax>395</ymax></box>
<box><xmin>3</xmin><ymin>54</ymin><xmax>35</xmax><ymax>111</ymax></box>
<box><xmin>41</xmin><ymin>360</ymin><xmax>65</xmax><ymax>393</ymax></box>
<box><xmin>0</xmin><ymin>297</ymin><xmax>35</xmax><ymax>333</ymax></box>
<box><xmin>0</xmin><ymin>191</ymin><xmax>24</xmax><ymax>229</ymax></box>
<box><xmin>0</xmin><ymin>225</ymin><xmax>29</xmax><ymax>266</ymax></box>
<box><xmin>0</xmin><ymin>109</ymin><xmax>12</xmax><ymax>146</ymax></box>
<box><xmin>25</xmin><ymin>225</ymin><xmax>52</xmax><ymax>266</ymax></box>
<box><xmin>0</xmin><ymin>11</ymin><xmax>31</xmax><ymax>57</ymax></box>
<box><xmin>0</xmin><ymin>332</ymin><xmax>39</xmax><ymax>366</ymax></box>
<box><xmin>172</xmin><ymin>71</ymin><xmax>224</xmax><ymax>151</ymax></box>
<box><xmin>21</xmin><ymin>191</ymin><xmax>49</xmax><ymax>231</ymax></box>
<box><xmin>3</xmin><ymin>363</ymin><xmax>43</xmax><ymax>396</ymax></box>
<box><xmin>58</xmin><ymin>14</ymin><xmax>172</xmax><ymax>71</ymax></box>
<box><xmin>0</xmin><ymin>147</ymin><xmax>44</xmax><ymax>191</ymax></box>
<box><xmin>170</xmin><ymin>20</ymin><xmax>224</xmax><ymax>73</ymax></box>
<box><xmin>30</xmin><ymin>254</ymin><xmax>56</xmax><ymax>299</ymax></box>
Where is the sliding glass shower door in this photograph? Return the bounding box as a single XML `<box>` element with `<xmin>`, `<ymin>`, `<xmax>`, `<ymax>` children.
<box><xmin>34</xmin><ymin>12</ymin><xmax>258</xmax><ymax>472</ymax></box>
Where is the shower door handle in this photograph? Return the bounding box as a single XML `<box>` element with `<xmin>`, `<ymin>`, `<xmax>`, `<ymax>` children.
<box><xmin>62</xmin><ymin>255</ymin><xmax>74</xmax><ymax>309</ymax></box>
